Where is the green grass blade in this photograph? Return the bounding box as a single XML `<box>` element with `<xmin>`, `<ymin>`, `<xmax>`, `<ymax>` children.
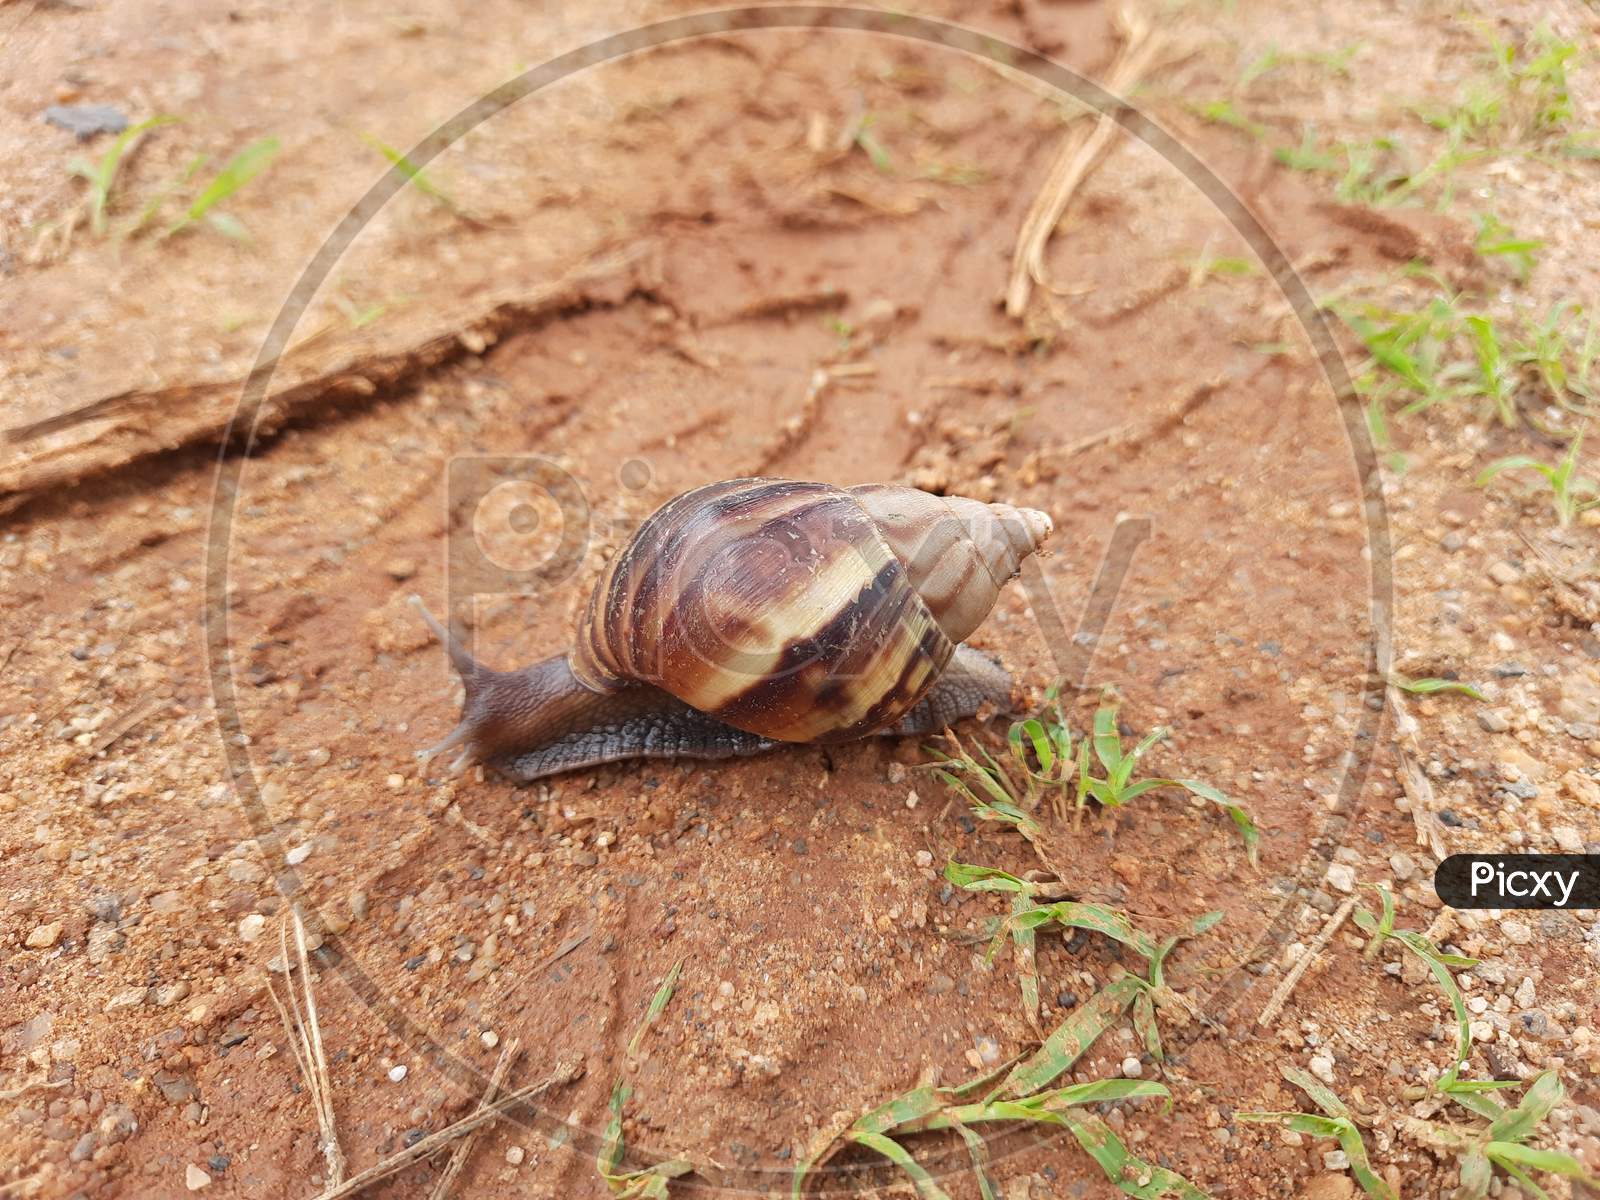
<box><xmin>948</xmin><ymin>1117</ymin><xmax>998</xmax><ymax>1200</ymax></box>
<box><xmin>1093</xmin><ymin>701</ymin><xmax>1123</xmax><ymax>775</ymax></box>
<box><xmin>1387</xmin><ymin>675</ymin><xmax>1486</xmax><ymax>700</ymax></box>
<box><xmin>1486</xmin><ymin>1071</ymin><xmax>1563</xmax><ymax>1144</ymax></box>
<box><xmin>628</xmin><ymin>958</ymin><xmax>684</xmax><ymax>1058</ymax></box>
<box><xmin>1058</xmin><ymin>1112</ymin><xmax>1212</xmax><ymax>1198</ymax></box>
<box><xmin>75</xmin><ymin>114</ymin><xmax>179</xmax><ymax>235</ymax></box>
<box><xmin>994</xmin><ymin>977</ymin><xmax>1143</xmax><ymax>1099</ymax></box>
<box><xmin>849</xmin><ymin>1131</ymin><xmax>953</xmax><ymax>1200</ymax></box>
<box><xmin>944</xmin><ymin>862</ymin><xmax>1032</xmax><ymax>893</ymax></box>
<box><xmin>1238</xmin><ymin>1112</ymin><xmax>1393</xmax><ymax>1200</ymax></box>
<box><xmin>166</xmin><ymin>136</ymin><xmax>279</xmax><ymax>235</ymax></box>
<box><xmin>1133</xmin><ymin>988</ymin><xmax>1162</xmax><ymax>1061</ymax></box>
<box><xmin>600</xmin><ymin>1081</ymin><xmax>631</xmax><ymax>1177</ymax></box>
<box><xmin>1280</xmin><ymin>1065</ymin><xmax>1353</xmax><ymax>1121</ymax></box>
<box><xmin>1171</xmin><ymin>779</ymin><xmax>1259</xmax><ymax>865</ymax></box>
<box><xmin>1476</xmin><ymin>456</ymin><xmax>1552</xmax><ymax>486</ymax></box>
<box><xmin>1007</xmin><ymin>900</ymin><xmax>1162</xmax><ymax>959</ymax></box>
<box><xmin>915</xmin><ymin>1081</ymin><xmax>1172</xmax><ymax>1132</ymax></box>
<box><xmin>1487</xmin><ymin>1140</ymin><xmax>1599</xmax><ymax>1182</ymax></box>
<box><xmin>1393</xmin><ymin>932</ymin><xmax>1473</xmax><ymax>1086</ymax></box>
<box><xmin>1011</xmin><ymin>894</ymin><xmax>1041</xmax><ymax>1029</ymax></box>
<box><xmin>361</xmin><ymin>132</ymin><xmax>457</xmax><ymax>207</ymax></box>
<box><xmin>852</xmin><ymin>1086</ymin><xmax>949</xmax><ymax>1137</ymax></box>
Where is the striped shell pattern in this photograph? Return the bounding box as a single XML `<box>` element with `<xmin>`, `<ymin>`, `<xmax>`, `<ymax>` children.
<box><xmin>569</xmin><ymin>478</ymin><xmax>1052</xmax><ymax>744</ymax></box>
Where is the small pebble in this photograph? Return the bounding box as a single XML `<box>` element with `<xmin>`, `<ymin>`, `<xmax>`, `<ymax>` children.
<box><xmin>1325</xmin><ymin>864</ymin><xmax>1356</xmax><ymax>893</ymax></box>
<box><xmin>1478</xmin><ymin>709</ymin><xmax>1511</xmax><ymax>734</ymax></box>
<box><xmin>505</xmin><ymin>1146</ymin><xmax>525</xmax><ymax>1166</ymax></box>
<box><xmin>481</xmin><ymin>1030</ymin><xmax>499</xmax><ymax>1049</ymax></box>
<box><xmin>388</xmin><ymin>1064</ymin><xmax>408</xmax><ymax>1083</ymax></box>
<box><xmin>1309</xmin><ymin>1053</ymin><xmax>1336</xmax><ymax>1084</ymax></box>
<box><xmin>25</xmin><ymin>922</ymin><xmax>62</xmax><ymax>949</ymax></box>
<box><xmin>185</xmin><ymin>1164</ymin><xmax>211</xmax><ymax>1191</ymax></box>
<box><xmin>238</xmin><ymin>914</ymin><xmax>266</xmax><ymax>943</ymax></box>
<box><xmin>913</xmin><ymin>850</ymin><xmax>933</xmax><ymax>868</ymax></box>
<box><xmin>1552</xmin><ymin>826</ymin><xmax>1583</xmax><ymax>853</ymax></box>
<box><xmin>1121</xmin><ymin>1056</ymin><xmax>1143</xmax><ymax>1078</ymax></box>
<box><xmin>285</xmin><ymin>843</ymin><xmax>312</xmax><ymax>866</ymax></box>
<box><xmin>1488</xmin><ymin>561</ymin><xmax>1521</xmax><ymax>586</ymax></box>
<box><xmin>44</xmin><ymin>103</ymin><xmax>128</xmax><ymax>140</ymax></box>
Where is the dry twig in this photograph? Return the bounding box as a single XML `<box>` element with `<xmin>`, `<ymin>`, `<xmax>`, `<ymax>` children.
<box><xmin>1387</xmin><ymin>689</ymin><xmax>1448</xmax><ymax>861</ymax></box>
<box><xmin>1257</xmin><ymin>894</ymin><xmax>1358</xmax><ymax>1027</ymax></box>
<box><xmin>1006</xmin><ymin>6</ymin><xmax>1164</xmax><ymax>317</ymax></box>
<box><xmin>0</xmin><ymin>1078</ymin><xmax>68</xmax><ymax>1102</ymax></box>
<box><xmin>266</xmin><ymin>907</ymin><xmax>346</xmax><ymax>1187</ymax></box>
<box><xmin>427</xmin><ymin>1038</ymin><xmax>522</xmax><ymax>1200</ymax></box>
<box><xmin>1056</xmin><ymin>379</ymin><xmax>1219</xmax><ymax>460</ymax></box>
<box><xmin>308</xmin><ymin>1059</ymin><xmax>582</xmax><ymax>1200</ymax></box>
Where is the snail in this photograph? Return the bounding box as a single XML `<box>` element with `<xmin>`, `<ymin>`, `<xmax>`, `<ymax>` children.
<box><xmin>412</xmin><ymin>477</ymin><xmax>1052</xmax><ymax>782</ymax></box>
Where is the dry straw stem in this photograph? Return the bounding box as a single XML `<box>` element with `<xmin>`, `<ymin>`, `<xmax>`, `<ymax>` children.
<box><xmin>1387</xmin><ymin>688</ymin><xmax>1449</xmax><ymax>861</ymax></box>
<box><xmin>427</xmin><ymin>1038</ymin><xmax>522</xmax><ymax>1200</ymax></box>
<box><xmin>1257</xmin><ymin>893</ymin><xmax>1357</xmax><ymax>1027</ymax></box>
<box><xmin>266</xmin><ymin>906</ymin><xmax>346</xmax><ymax>1187</ymax></box>
<box><xmin>0</xmin><ymin>1078</ymin><xmax>68</xmax><ymax>1101</ymax></box>
<box><xmin>308</xmin><ymin>1059</ymin><xmax>583</xmax><ymax>1200</ymax></box>
<box><xmin>1057</xmin><ymin>377</ymin><xmax>1219</xmax><ymax>460</ymax></box>
<box><xmin>1006</xmin><ymin>5</ymin><xmax>1166</xmax><ymax>318</ymax></box>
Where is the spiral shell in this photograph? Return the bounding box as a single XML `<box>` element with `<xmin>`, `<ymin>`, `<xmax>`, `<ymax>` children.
<box><xmin>570</xmin><ymin>478</ymin><xmax>1051</xmax><ymax>744</ymax></box>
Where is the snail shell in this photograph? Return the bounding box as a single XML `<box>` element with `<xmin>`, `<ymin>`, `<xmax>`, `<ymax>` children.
<box><xmin>415</xmin><ymin>477</ymin><xmax>1052</xmax><ymax>781</ymax></box>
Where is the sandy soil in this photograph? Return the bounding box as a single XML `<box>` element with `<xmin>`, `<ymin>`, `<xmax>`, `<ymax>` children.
<box><xmin>2</xmin><ymin>1</ymin><xmax>1598</xmax><ymax>1198</ymax></box>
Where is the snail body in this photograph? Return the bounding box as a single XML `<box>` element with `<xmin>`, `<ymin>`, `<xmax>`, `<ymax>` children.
<box><xmin>415</xmin><ymin>478</ymin><xmax>1052</xmax><ymax>782</ymax></box>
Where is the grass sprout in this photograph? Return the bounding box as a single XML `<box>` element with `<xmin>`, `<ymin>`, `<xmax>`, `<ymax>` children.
<box><xmin>793</xmin><ymin>975</ymin><xmax>1209</xmax><ymax>1199</ymax></box>
<box><xmin>946</xmin><ymin>863</ymin><xmax>1222</xmax><ymax>1057</ymax></box>
<box><xmin>1192</xmin><ymin>98</ymin><xmax>1266</xmax><ymax>139</ymax></box>
<box><xmin>1353</xmin><ymin>885</ymin><xmax>1480</xmax><ymax>1097</ymax></box>
<box><xmin>68</xmin><ymin>115</ymin><xmax>179</xmax><ymax>236</ymax></box>
<box><xmin>1248</xmin><ymin>887</ymin><xmax>1595</xmax><ymax>1197</ymax></box>
<box><xmin>1477</xmin><ymin>425</ymin><xmax>1598</xmax><ymax>527</ymax></box>
<box><xmin>927</xmin><ymin>689</ymin><xmax>1257</xmax><ymax>863</ymax></box>
<box><xmin>164</xmin><ymin>136</ymin><xmax>280</xmax><ymax>239</ymax></box>
<box><xmin>1240</xmin><ymin>1065</ymin><xmax>1395</xmax><ymax>1200</ymax></box>
<box><xmin>598</xmin><ymin>962</ymin><xmax>693</xmax><ymax>1197</ymax></box>
<box><xmin>1474</xmin><ymin>212</ymin><xmax>1543</xmax><ymax>281</ymax></box>
<box><xmin>1075</xmin><ymin>694</ymin><xmax>1259</xmax><ymax>865</ymax></box>
<box><xmin>361</xmin><ymin>132</ymin><xmax>460</xmax><ymax>211</ymax></box>
<box><xmin>1403</xmin><ymin>1071</ymin><xmax>1598</xmax><ymax>1198</ymax></box>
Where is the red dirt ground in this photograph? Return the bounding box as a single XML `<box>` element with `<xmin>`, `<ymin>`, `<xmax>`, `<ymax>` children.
<box><xmin>3</xmin><ymin>1</ymin><xmax>1598</xmax><ymax>1198</ymax></box>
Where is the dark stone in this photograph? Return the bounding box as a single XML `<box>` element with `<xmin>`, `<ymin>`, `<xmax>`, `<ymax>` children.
<box><xmin>43</xmin><ymin>103</ymin><xmax>128</xmax><ymax>140</ymax></box>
